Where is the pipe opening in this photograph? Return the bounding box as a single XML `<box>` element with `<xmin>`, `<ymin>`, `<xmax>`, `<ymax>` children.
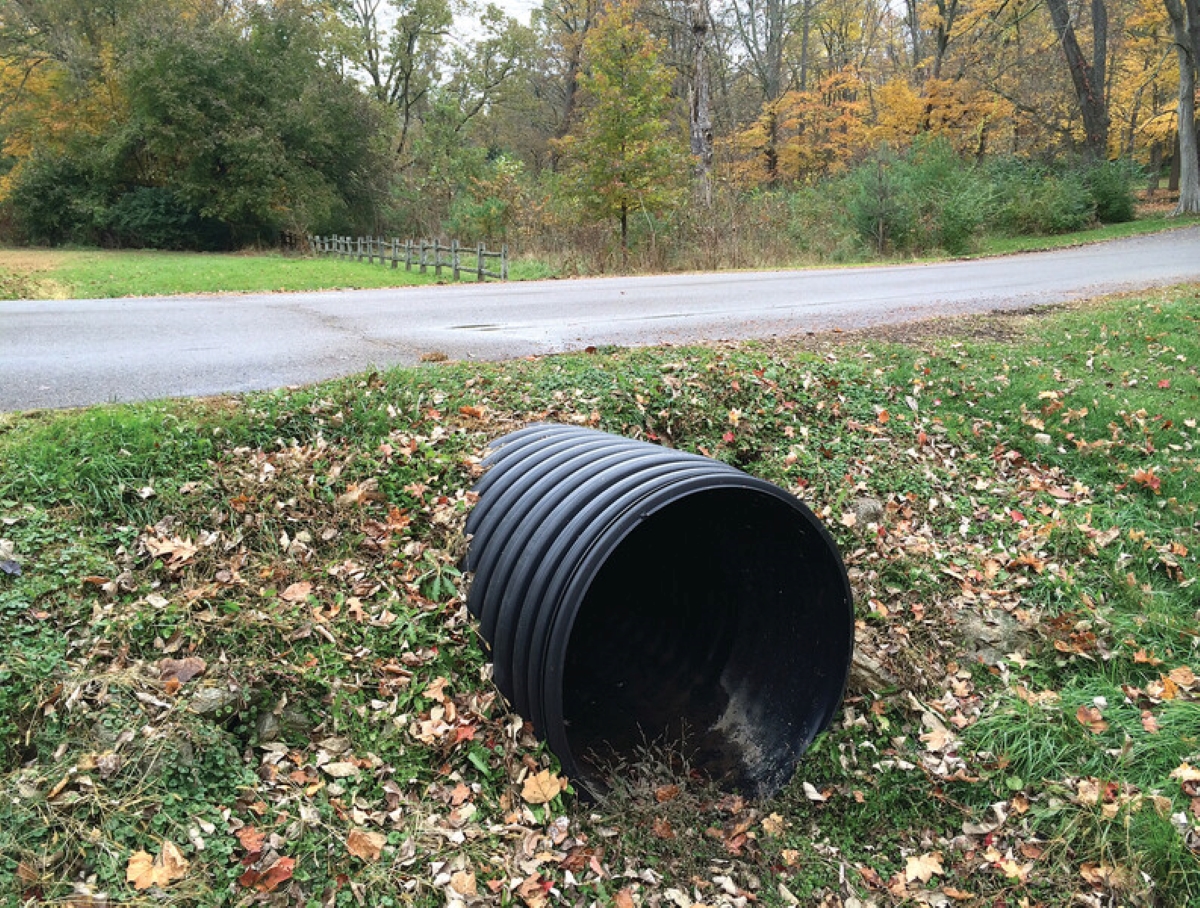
<box><xmin>562</xmin><ymin>487</ymin><xmax>849</xmax><ymax>796</ymax></box>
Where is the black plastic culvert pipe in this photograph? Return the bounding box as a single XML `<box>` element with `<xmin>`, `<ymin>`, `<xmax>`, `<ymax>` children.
<box><xmin>464</xmin><ymin>424</ymin><xmax>854</xmax><ymax>798</ymax></box>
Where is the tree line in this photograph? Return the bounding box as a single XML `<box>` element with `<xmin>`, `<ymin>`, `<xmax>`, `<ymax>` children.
<box><xmin>0</xmin><ymin>0</ymin><xmax>1196</xmax><ymax>265</ymax></box>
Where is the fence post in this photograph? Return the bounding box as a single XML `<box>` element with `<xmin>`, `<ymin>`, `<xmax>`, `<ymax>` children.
<box><xmin>391</xmin><ymin>238</ymin><xmax>398</xmax><ymax>269</ymax></box>
<box><xmin>406</xmin><ymin>240</ymin><xmax>413</xmax><ymax>271</ymax></box>
<box><xmin>501</xmin><ymin>244</ymin><xmax>508</xmax><ymax>280</ymax></box>
<box><xmin>435</xmin><ymin>240</ymin><xmax>443</xmax><ymax>278</ymax></box>
<box><xmin>451</xmin><ymin>239</ymin><xmax>460</xmax><ymax>281</ymax></box>
<box><xmin>420</xmin><ymin>240</ymin><xmax>427</xmax><ymax>274</ymax></box>
<box><xmin>477</xmin><ymin>243</ymin><xmax>485</xmax><ymax>281</ymax></box>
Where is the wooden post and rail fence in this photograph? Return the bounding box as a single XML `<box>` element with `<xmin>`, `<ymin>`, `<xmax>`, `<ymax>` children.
<box><xmin>308</xmin><ymin>235</ymin><xmax>509</xmax><ymax>282</ymax></box>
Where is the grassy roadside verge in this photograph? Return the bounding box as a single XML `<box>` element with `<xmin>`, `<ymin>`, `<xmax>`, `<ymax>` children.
<box><xmin>0</xmin><ymin>248</ymin><xmax>549</xmax><ymax>300</ymax></box>
<box><xmin>974</xmin><ymin>213</ymin><xmax>1200</xmax><ymax>257</ymax></box>
<box><xmin>1</xmin><ymin>287</ymin><xmax>1198</xmax><ymax>907</ymax></box>
<box><xmin>1</xmin><ymin>214</ymin><xmax>1197</xmax><ymax>300</ymax></box>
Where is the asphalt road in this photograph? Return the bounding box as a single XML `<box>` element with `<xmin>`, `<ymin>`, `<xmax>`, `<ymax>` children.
<box><xmin>3</xmin><ymin>226</ymin><xmax>1198</xmax><ymax>411</ymax></box>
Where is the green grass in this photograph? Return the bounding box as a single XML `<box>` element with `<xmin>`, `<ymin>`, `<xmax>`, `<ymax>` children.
<box><xmin>0</xmin><ymin>247</ymin><xmax>555</xmax><ymax>299</ymax></box>
<box><xmin>976</xmin><ymin>212</ymin><xmax>1200</xmax><ymax>256</ymax></box>
<box><xmin>1</xmin><ymin>288</ymin><xmax>1198</xmax><ymax>906</ymax></box>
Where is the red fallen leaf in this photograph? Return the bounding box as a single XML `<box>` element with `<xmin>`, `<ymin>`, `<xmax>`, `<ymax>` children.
<box><xmin>722</xmin><ymin>432</ymin><xmax>735</xmax><ymax>443</ymax></box>
<box><xmin>453</xmin><ymin>725</ymin><xmax>477</xmax><ymax>744</ymax></box>
<box><xmin>1158</xmin><ymin>380</ymin><xmax>1171</xmax><ymax>389</ymax></box>
<box><xmin>724</xmin><ymin>832</ymin><xmax>749</xmax><ymax>855</ymax></box>
<box><xmin>1076</xmin><ymin>704</ymin><xmax>1109</xmax><ymax>734</ymax></box>
<box><xmin>1131</xmin><ymin>468</ymin><xmax>1161</xmax><ymax>493</ymax></box>
<box><xmin>559</xmin><ymin>846</ymin><xmax>596</xmax><ymax>873</ymax></box>
<box><xmin>652</xmin><ymin>816</ymin><xmax>676</xmax><ymax>839</ymax></box>
<box><xmin>240</xmin><ymin>856</ymin><xmax>295</xmax><ymax>893</ymax></box>
<box><xmin>458</xmin><ymin>405</ymin><xmax>486</xmax><ymax>419</ymax></box>
<box><xmin>877</xmin><ymin>409</ymin><xmax>890</xmax><ymax>425</ymax></box>
<box><xmin>654</xmin><ymin>784</ymin><xmax>680</xmax><ymax>803</ymax></box>
<box><xmin>1009</xmin><ymin>509</ymin><xmax>1027</xmax><ymax>524</ymax></box>
<box><xmin>236</xmin><ymin>826</ymin><xmax>265</xmax><ymax>857</ymax></box>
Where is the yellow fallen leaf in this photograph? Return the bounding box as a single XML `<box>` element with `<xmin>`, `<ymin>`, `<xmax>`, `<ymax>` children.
<box><xmin>521</xmin><ymin>768</ymin><xmax>566</xmax><ymax>805</ymax></box>
<box><xmin>126</xmin><ymin>840</ymin><xmax>190</xmax><ymax>890</ymax></box>
<box><xmin>905</xmin><ymin>851</ymin><xmax>943</xmax><ymax>884</ymax></box>
<box><xmin>761</xmin><ymin>812</ymin><xmax>787</xmax><ymax>836</ymax></box>
<box><xmin>1170</xmin><ymin>763</ymin><xmax>1200</xmax><ymax>783</ymax></box>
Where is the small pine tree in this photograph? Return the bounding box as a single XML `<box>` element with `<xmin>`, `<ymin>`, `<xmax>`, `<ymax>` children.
<box><xmin>553</xmin><ymin>0</ymin><xmax>688</xmax><ymax>254</ymax></box>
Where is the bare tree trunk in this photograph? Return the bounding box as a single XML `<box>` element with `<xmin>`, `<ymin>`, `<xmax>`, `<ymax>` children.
<box><xmin>689</xmin><ymin>0</ymin><xmax>714</xmax><ymax>206</ymax></box>
<box><xmin>1165</xmin><ymin>0</ymin><xmax>1200</xmax><ymax>212</ymax></box>
<box><xmin>1045</xmin><ymin>0</ymin><xmax>1110</xmax><ymax>158</ymax></box>
<box><xmin>798</xmin><ymin>0</ymin><xmax>814</xmax><ymax>90</ymax></box>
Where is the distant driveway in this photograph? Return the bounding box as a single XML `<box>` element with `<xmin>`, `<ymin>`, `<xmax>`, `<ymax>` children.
<box><xmin>3</xmin><ymin>227</ymin><xmax>1198</xmax><ymax>411</ymax></box>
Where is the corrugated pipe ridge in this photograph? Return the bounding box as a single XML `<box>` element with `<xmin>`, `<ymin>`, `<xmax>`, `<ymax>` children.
<box><xmin>464</xmin><ymin>424</ymin><xmax>854</xmax><ymax>798</ymax></box>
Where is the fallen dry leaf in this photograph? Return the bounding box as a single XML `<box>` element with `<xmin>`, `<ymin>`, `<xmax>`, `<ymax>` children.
<box><xmin>652</xmin><ymin>816</ymin><xmax>676</xmax><ymax>840</ymax></box>
<box><xmin>126</xmin><ymin>840</ymin><xmax>190</xmax><ymax>890</ymax></box>
<box><xmin>450</xmin><ymin>870</ymin><xmax>477</xmax><ymax>897</ymax></box>
<box><xmin>280</xmin><ymin>581</ymin><xmax>313</xmax><ymax>603</ymax></box>
<box><xmin>347</xmin><ymin>828</ymin><xmax>385</xmax><ymax>862</ymax></box>
<box><xmin>905</xmin><ymin>851</ymin><xmax>943</xmax><ymax>884</ymax></box>
<box><xmin>321</xmin><ymin>761</ymin><xmax>360</xmax><ymax>779</ymax></box>
<box><xmin>1169</xmin><ymin>666</ymin><xmax>1197</xmax><ymax>689</ymax></box>
<box><xmin>239</xmin><ymin>855</ymin><xmax>295</xmax><ymax>893</ymax></box>
<box><xmin>654</xmin><ymin>783</ymin><xmax>680</xmax><ymax>803</ymax></box>
<box><xmin>613</xmin><ymin>888</ymin><xmax>635</xmax><ymax>908</ymax></box>
<box><xmin>801</xmin><ymin>781</ymin><xmax>828</xmax><ymax>802</ymax></box>
<box><xmin>521</xmin><ymin>769</ymin><xmax>566</xmax><ymax>805</ymax></box>
<box><xmin>761</xmin><ymin>812</ymin><xmax>787</xmax><ymax>836</ymax></box>
<box><xmin>160</xmin><ymin>656</ymin><xmax>206</xmax><ymax>684</ymax></box>
<box><xmin>1075</xmin><ymin>704</ymin><xmax>1109</xmax><ymax>734</ymax></box>
<box><xmin>236</xmin><ymin>826</ymin><xmax>265</xmax><ymax>856</ymax></box>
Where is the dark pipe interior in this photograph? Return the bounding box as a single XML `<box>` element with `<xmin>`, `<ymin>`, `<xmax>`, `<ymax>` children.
<box><xmin>562</xmin><ymin>487</ymin><xmax>847</xmax><ymax>795</ymax></box>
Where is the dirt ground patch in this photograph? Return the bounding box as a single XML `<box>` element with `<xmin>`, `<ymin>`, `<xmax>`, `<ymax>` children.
<box><xmin>0</xmin><ymin>247</ymin><xmax>73</xmax><ymax>272</ymax></box>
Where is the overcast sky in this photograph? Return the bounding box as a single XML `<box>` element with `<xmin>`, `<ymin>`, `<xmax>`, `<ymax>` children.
<box><xmin>494</xmin><ymin>0</ymin><xmax>540</xmax><ymax>20</ymax></box>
